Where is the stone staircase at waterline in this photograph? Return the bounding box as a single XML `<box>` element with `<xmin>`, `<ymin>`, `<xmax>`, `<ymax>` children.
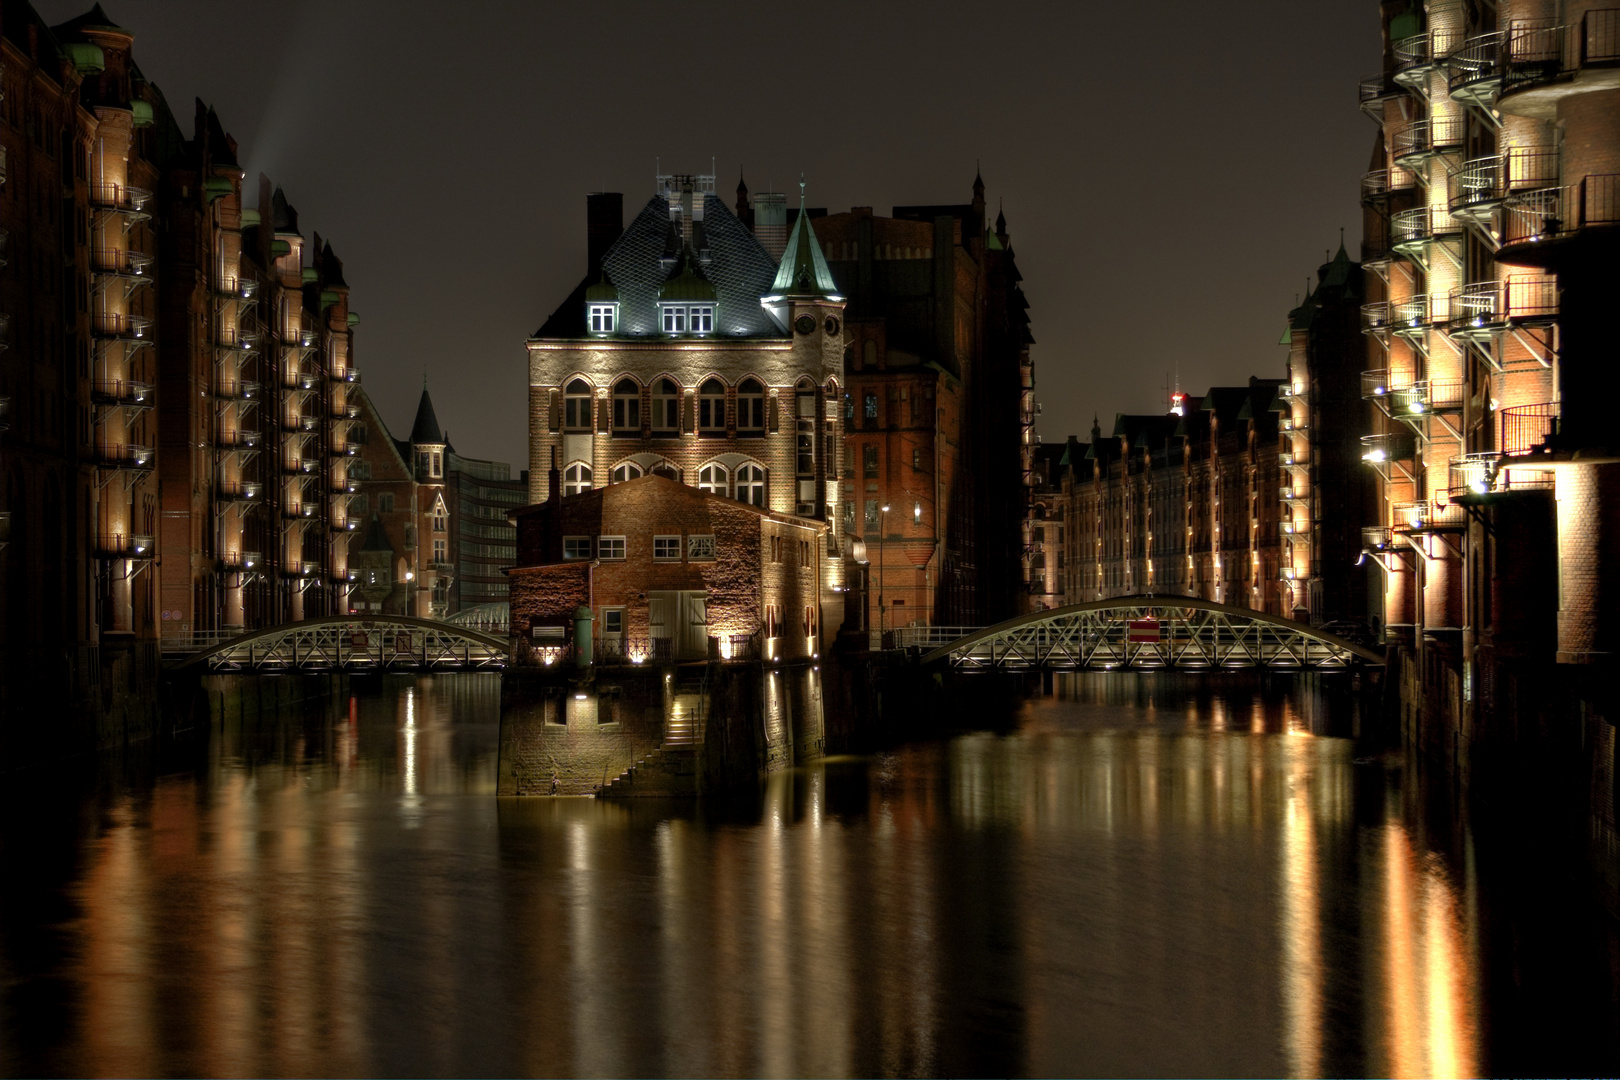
<box><xmin>597</xmin><ymin>686</ymin><xmax>706</xmax><ymax>797</ymax></box>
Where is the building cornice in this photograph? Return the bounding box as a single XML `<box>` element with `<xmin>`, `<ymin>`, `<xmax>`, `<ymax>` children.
<box><xmin>527</xmin><ymin>338</ymin><xmax>795</xmax><ymax>353</ymax></box>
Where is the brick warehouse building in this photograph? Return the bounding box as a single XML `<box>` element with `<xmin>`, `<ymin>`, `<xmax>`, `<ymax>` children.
<box><xmin>1052</xmin><ymin>379</ymin><xmax>1287</xmax><ymax>615</ymax></box>
<box><xmin>1351</xmin><ymin>0</ymin><xmax>1619</xmax><ymax>805</ymax></box>
<box><xmin>526</xmin><ymin>171</ymin><xmax>849</xmax><ymax>648</ymax></box>
<box><xmin>0</xmin><ymin>3</ymin><xmax>363</xmax><ymax>750</ymax></box>
<box><xmin>348</xmin><ymin>383</ymin><xmax>522</xmax><ymax>621</ymax></box>
<box><xmin>508</xmin><ymin>472</ymin><xmax>825</xmax><ymax>665</ymax></box>
<box><xmin>810</xmin><ymin>178</ymin><xmax>1035</xmax><ymax>630</ymax></box>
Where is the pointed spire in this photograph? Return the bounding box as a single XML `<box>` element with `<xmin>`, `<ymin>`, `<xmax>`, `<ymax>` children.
<box><xmin>410</xmin><ymin>384</ymin><xmax>445</xmax><ymax>446</ymax></box>
<box><xmin>768</xmin><ymin>176</ymin><xmax>840</xmax><ymax>298</ymax></box>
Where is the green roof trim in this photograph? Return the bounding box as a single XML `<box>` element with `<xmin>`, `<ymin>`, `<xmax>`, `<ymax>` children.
<box><xmin>769</xmin><ymin>197</ymin><xmax>840</xmax><ymax>298</ymax></box>
<box><xmin>347</xmin><ymin>312</ymin><xmax>360</xmax><ymax>327</ymax></box>
<box><xmin>240</xmin><ymin>208</ymin><xmax>261</xmax><ymax>227</ymax></box>
<box><xmin>270</xmin><ymin>239</ymin><xmax>292</xmax><ymax>258</ymax></box>
<box><xmin>320</xmin><ymin>289</ymin><xmax>341</xmax><ymax>310</ymax></box>
<box><xmin>131</xmin><ymin>100</ymin><xmax>154</xmax><ymax>126</ymax></box>
<box><xmin>61</xmin><ymin>43</ymin><xmax>105</xmax><ymax>74</ymax></box>
<box><xmin>301</xmin><ymin>267</ymin><xmax>319</xmax><ymax>285</ymax></box>
<box><xmin>1279</xmin><ymin>324</ymin><xmax>1294</xmax><ymax>345</ymax></box>
<box><xmin>585</xmin><ymin>270</ymin><xmax>619</xmax><ymax>302</ymax></box>
<box><xmin>203</xmin><ymin>177</ymin><xmax>234</xmax><ymax>203</ymax></box>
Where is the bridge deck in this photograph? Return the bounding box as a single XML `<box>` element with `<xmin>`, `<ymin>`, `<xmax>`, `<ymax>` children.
<box><xmin>914</xmin><ymin>597</ymin><xmax>1383</xmax><ymax>671</ymax></box>
<box><xmin>169</xmin><ymin>615</ymin><xmax>509</xmax><ymax>673</ymax></box>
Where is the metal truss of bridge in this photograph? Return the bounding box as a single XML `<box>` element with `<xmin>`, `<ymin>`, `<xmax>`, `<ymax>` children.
<box><xmin>909</xmin><ymin>597</ymin><xmax>1384</xmax><ymax>671</ymax></box>
<box><xmin>170</xmin><ymin>615</ymin><xmax>509</xmax><ymax>674</ymax></box>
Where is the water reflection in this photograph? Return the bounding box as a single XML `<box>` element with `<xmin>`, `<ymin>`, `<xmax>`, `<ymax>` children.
<box><xmin>0</xmin><ymin>672</ymin><xmax>1612</xmax><ymax>1076</ymax></box>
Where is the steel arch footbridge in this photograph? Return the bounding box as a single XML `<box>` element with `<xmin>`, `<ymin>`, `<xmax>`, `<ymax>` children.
<box><xmin>169</xmin><ymin>615</ymin><xmax>509</xmax><ymax>674</ymax></box>
<box><xmin>912</xmin><ymin>597</ymin><xmax>1384</xmax><ymax>671</ymax></box>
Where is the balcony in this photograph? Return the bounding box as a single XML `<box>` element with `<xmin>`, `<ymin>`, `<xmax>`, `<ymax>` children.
<box><xmin>1447</xmin><ymin>275</ymin><xmax>1558</xmax><ymax>336</ymax></box>
<box><xmin>1279</xmin><ymin>563</ymin><xmax>1311</xmax><ymax>582</ymax></box>
<box><xmin>217</xmin><ymin>379</ymin><xmax>260</xmax><ymax>401</ymax></box>
<box><xmin>220</xmin><ymin>550</ymin><xmax>262</xmax><ymax>572</ymax></box>
<box><xmin>1499</xmin><ymin>12</ymin><xmax>1620</xmax><ymax>106</ymax></box>
<box><xmin>1279</xmin><ymin>485</ymin><xmax>1309</xmax><ymax>505</ymax></box>
<box><xmin>1280</xmin><ymin>520</ymin><xmax>1311</xmax><ymax>540</ymax></box>
<box><xmin>92</xmin><ymin>313</ymin><xmax>153</xmax><ymax>341</ymax></box>
<box><xmin>1448</xmin><ymin>148</ymin><xmax>1560</xmax><ymax>217</ymax></box>
<box><xmin>1391</xmin><ymin>207</ymin><xmax>1463</xmax><ymax>257</ymax></box>
<box><xmin>1392</xmin><ymin>30</ymin><xmax>1449</xmax><ymax>88</ymax></box>
<box><xmin>1278</xmin><ymin>450</ymin><xmax>1307</xmax><ymax>470</ymax></box>
<box><xmin>1392</xmin><ymin>116</ymin><xmax>1465</xmax><ymax>167</ymax></box>
<box><xmin>1361</xmin><ymin>431</ymin><xmax>1415</xmax><ymax>467</ymax></box>
<box><xmin>286</xmin><ymin>370</ymin><xmax>318</xmax><ymax>392</ymax></box>
<box><xmin>96</xmin><ymin>443</ymin><xmax>154</xmax><ymax>470</ymax></box>
<box><xmin>91</xmin><ymin>379</ymin><xmax>154</xmax><ymax>409</ymax></box>
<box><xmin>330</xmin><ymin>519</ymin><xmax>359</xmax><ymax>534</ymax></box>
<box><xmin>1358</xmin><ymin>71</ymin><xmax>1404</xmax><ymax>113</ymax></box>
<box><xmin>282</xmin><ymin>501</ymin><xmax>318</xmax><ymax>521</ymax></box>
<box><xmin>89</xmin><ymin>182</ymin><xmax>153</xmax><ymax>218</ymax></box>
<box><xmin>332</xmin><ymin>440</ymin><xmax>361</xmax><ymax>458</ymax></box>
<box><xmin>284</xmin><ymin>457</ymin><xmax>320</xmax><ymax>476</ymax></box>
<box><xmin>281</xmin><ymin>413</ymin><xmax>320</xmax><ymax>433</ymax></box>
<box><xmin>1276</xmin><ymin>384</ymin><xmax>1307</xmax><ymax>403</ymax></box>
<box><xmin>216</xmin><ymin>327</ymin><xmax>259</xmax><ymax>354</ymax></box>
<box><xmin>91</xmin><ymin>248</ymin><xmax>152</xmax><ymax>278</ymax></box>
<box><xmin>216</xmin><ymin>428</ymin><xmax>260</xmax><ymax>450</ymax></box>
<box><xmin>1362</xmin><ymin>526</ymin><xmax>1393</xmax><ymax>553</ymax></box>
<box><xmin>1371</xmin><ymin>378</ymin><xmax>1465</xmax><ymax>417</ymax></box>
<box><xmin>330</xmin><ymin>478</ymin><xmax>360</xmax><ymax>495</ymax></box>
<box><xmin>213</xmin><ymin>276</ymin><xmax>259</xmax><ymax>302</ymax></box>
<box><xmin>217</xmin><ymin>480</ymin><xmax>261</xmax><ymax>503</ymax></box>
<box><xmin>1500</xmin><ymin>174</ymin><xmax>1620</xmax><ymax>260</ymax></box>
<box><xmin>281</xmin><ymin>561</ymin><xmax>319</xmax><ymax>579</ymax></box>
<box><xmin>1280</xmin><ymin>415</ymin><xmax>1309</xmax><ymax>434</ymax></box>
<box><xmin>1361</xmin><ymin>167</ymin><xmax>1418</xmax><ymax>205</ymax></box>
<box><xmin>331</xmin><ymin>401</ymin><xmax>360</xmax><ymax>420</ymax></box>
<box><xmin>1393</xmin><ymin>500</ymin><xmax>1468</xmax><ymax>533</ymax></box>
<box><xmin>1445</xmin><ymin>32</ymin><xmax>1504</xmax><ymax>106</ymax></box>
<box><xmin>97</xmin><ymin>533</ymin><xmax>155</xmax><ymax>559</ymax></box>
<box><xmin>329</xmin><ymin>368</ymin><xmax>360</xmax><ymax>385</ymax></box>
<box><xmin>1499</xmin><ymin>402</ymin><xmax>1560</xmax><ymax>456</ymax></box>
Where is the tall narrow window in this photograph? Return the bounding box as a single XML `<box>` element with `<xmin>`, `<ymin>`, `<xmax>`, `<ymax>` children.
<box><xmin>563</xmin><ymin>462</ymin><xmax>592</xmax><ymax>496</ymax></box>
<box><xmin>651</xmin><ymin>378</ymin><xmax>680</xmax><ymax>435</ymax></box>
<box><xmin>699</xmin><ymin>378</ymin><xmax>726</xmax><ymax>434</ymax></box>
<box><xmin>737</xmin><ymin>378</ymin><xmax>765</xmax><ymax>434</ymax></box>
<box><xmin>611</xmin><ymin>461</ymin><xmax>643</xmax><ymax>483</ymax></box>
<box><xmin>736</xmin><ymin>463</ymin><xmax>766</xmax><ymax>507</ymax></box>
<box><xmin>698</xmin><ymin>464</ymin><xmax>728</xmax><ymax>495</ymax></box>
<box><xmin>564</xmin><ymin>379</ymin><xmax>592</xmax><ymax>431</ymax></box>
<box><xmin>612</xmin><ymin>378</ymin><xmax>640</xmax><ymax>434</ymax></box>
<box><xmin>796</xmin><ymin>383</ymin><xmax>817</xmax><ymax>476</ymax></box>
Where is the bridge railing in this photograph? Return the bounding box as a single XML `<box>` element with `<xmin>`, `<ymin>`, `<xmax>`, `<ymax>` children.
<box><xmin>891</xmin><ymin>625</ymin><xmax>984</xmax><ymax>649</ymax></box>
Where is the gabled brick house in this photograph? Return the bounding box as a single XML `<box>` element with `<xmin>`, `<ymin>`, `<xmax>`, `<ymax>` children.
<box><xmin>508</xmin><ymin>473</ymin><xmax>826</xmax><ymax>663</ymax></box>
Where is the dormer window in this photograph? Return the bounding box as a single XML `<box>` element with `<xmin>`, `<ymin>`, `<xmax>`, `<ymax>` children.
<box><xmin>690</xmin><ymin>306</ymin><xmax>714</xmax><ymax>334</ymax></box>
<box><xmin>662</xmin><ymin>306</ymin><xmax>687</xmax><ymax>334</ymax></box>
<box><xmin>589</xmin><ymin>304</ymin><xmax>617</xmax><ymax>334</ymax></box>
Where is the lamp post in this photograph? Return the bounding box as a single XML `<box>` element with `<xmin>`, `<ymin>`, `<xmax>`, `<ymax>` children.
<box><xmin>878</xmin><ymin>503</ymin><xmax>890</xmax><ymax>641</ymax></box>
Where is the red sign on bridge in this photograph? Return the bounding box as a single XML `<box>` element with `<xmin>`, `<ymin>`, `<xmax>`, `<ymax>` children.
<box><xmin>1126</xmin><ymin>619</ymin><xmax>1161</xmax><ymax>644</ymax></box>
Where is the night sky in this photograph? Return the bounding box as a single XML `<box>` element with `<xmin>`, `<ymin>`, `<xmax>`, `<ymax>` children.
<box><xmin>39</xmin><ymin>1</ymin><xmax>1379</xmax><ymax>471</ymax></box>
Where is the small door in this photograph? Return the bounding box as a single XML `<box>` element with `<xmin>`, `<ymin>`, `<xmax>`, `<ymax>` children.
<box><xmin>649</xmin><ymin>593</ymin><xmax>673</xmax><ymax>659</ymax></box>
<box><xmin>679</xmin><ymin>592</ymin><xmax>708</xmax><ymax>659</ymax></box>
<box><xmin>601</xmin><ymin>607</ymin><xmax>625</xmax><ymax>659</ymax></box>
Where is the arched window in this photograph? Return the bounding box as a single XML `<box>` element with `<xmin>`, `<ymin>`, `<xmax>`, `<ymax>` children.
<box><xmin>736</xmin><ymin>463</ymin><xmax>766</xmax><ymax>507</ymax></box>
<box><xmin>431</xmin><ymin>497</ymin><xmax>448</xmax><ymax>533</ymax></box>
<box><xmin>563</xmin><ymin>462</ymin><xmax>592</xmax><ymax>496</ymax></box>
<box><xmin>737</xmin><ymin>378</ymin><xmax>765</xmax><ymax>434</ymax></box>
<box><xmin>612</xmin><ymin>378</ymin><xmax>640</xmax><ymax>434</ymax></box>
<box><xmin>564</xmin><ymin>379</ymin><xmax>593</xmax><ymax>431</ymax></box>
<box><xmin>698</xmin><ymin>378</ymin><xmax>726</xmax><ymax>434</ymax></box>
<box><xmin>650</xmin><ymin>462</ymin><xmax>681</xmax><ymax>482</ymax></box>
<box><xmin>611</xmin><ymin>461</ymin><xmax>643</xmax><ymax>483</ymax></box>
<box><xmin>697</xmin><ymin>463</ymin><xmax>728</xmax><ymax>495</ymax></box>
<box><xmin>651</xmin><ymin>378</ymin><xmax>680</xmax><ymax>435</ymax></box>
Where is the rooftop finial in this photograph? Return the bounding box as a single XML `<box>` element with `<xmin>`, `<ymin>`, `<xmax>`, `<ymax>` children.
<box><xmin>799</xmin><ymin>172</ymin><xmax>806</xmax><ymax>205</ymax></box>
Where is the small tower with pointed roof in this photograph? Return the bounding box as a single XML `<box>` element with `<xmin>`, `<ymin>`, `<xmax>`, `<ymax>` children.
<box><xmin>409</xmin><ymin>383</ymin><xmax>452</xmax><ymax>616</ymax></box>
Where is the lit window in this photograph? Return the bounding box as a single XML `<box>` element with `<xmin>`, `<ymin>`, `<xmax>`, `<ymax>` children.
<box><xmin>563</xmin><ymin>536</ymin><xmax>591</xmax><ymax>560</ymax></box>
<box><xmin>662</xmin><ymin>306</ymin><xmax>687</xmax><ymax>334</ymax></box>
<box><xmin>689</xmin><ymin>306</ymin><xmax>713</xmax><ymax>334</ymax></box>
<box><xmin>653</xmin><ymin>535</ymin><xmax>681</xmax><ymax>561</ymax></box>
<box><xmin>651</xmin><ymin>378</ymin><xmax>680</xmax><ymax>434</ymax></box>
<box><xmin>564</xmin><ymin>379</ymin><xmax>593</xmax><ymax>431</ymax></box>
<box><xmin>588</xmin><ymin>304</ymin><xmax>616</xmax><ymax>334</ymax></box>
<box><xmin>864</xmin><ymin>500</ymin><xmax>879</xmax><ymax>529</ymax></box>
<box><xmin>431</xmin><ymin>504</ymin><xmax>447</xmax><ymax>532</ymax></box>
<box><xmin>563</xmin><ymin>462</ymin><xmax>592</xmax><ymax>496</ymax></box>
<box><xmin>737</xmin><ymin>378</ymin><xmax>765</xmax><ymax>433</ymax></box>
<box><xmin>432</xmin><ymin>538</ymin><xmax>447</xmax><ymax>563</ymax></box>
<box><xmin>430</xmin><ymin>452</ymin><xmax>442</xmax><ymax>478</ymax></box>
<box><xmin>599</xmin><ymin>536</ymin><xmax>626</xmax><ymax>560</ymax></box>
<box><xmin>698</xmin><ymin>464</ymin><xmax>728</xmax><ymax>495</ymax></box>
<box><xmin>863</xmin><ymin>393</ymin><xmax>878</xmax><ymax>420</ymax></box>
<box><xmin>912</xmin><ymin>448</ymin><xmax>922</xmax><ymax>471</ymax></box>
<box><xmin>611</xmin><ymin>461</ymin><xmax>643</xmax><ymax>483</ymax></box>
<box><xmin>612</xmin><ymin>378</ymin><xmax>640</xmax><ymax>434</ymax></box>
<box><xmin>796</xmin><ymin>383</ymin><xmax>817</xmax><ymax>475</ymax></box>
<box><xmin>688</xmin><ymin>534</ymin><xmax>716</xmax><ymax>560</ymax></box>
<box><xmin>736</xmin><ymin>463</ymin><xmax>766</xmax><ymax>507</ymax></box>
<box><xmin>699</xmin><ymin>378</ymin><xmax>726</xmax><ymax>434</ymax></box>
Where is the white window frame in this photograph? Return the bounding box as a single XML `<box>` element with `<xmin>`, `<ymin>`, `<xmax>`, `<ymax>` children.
<box><xmin>563</xmin><ymin>536</ymin><xmax>592</xmax><ymax>560</ymax></box>
<box><xmin>563</xmin><ymin>462</ymin><xmax>592</xmax><ymax>496</ymax></box>
<box><xmin>653</xmin><ymin>535</ymin><xmax>681</xmax><ymax>562</ymax></box>
<box><xmin>588</xmin><ymin>303</ymin><xmax>617</xmax><ymax>334</ymax></box>
<box><xmin>661</xmin><ymin>306</ymin><xmax>687</xmax><ymax>334</ymax></box>
<box><xmin>737</xmin><ymin>379</ymin><xmax>765</xmax><ymax>432</ymax></box>
<box><xmin>610</xmin><ymin>462</ymin><xmax>643</xmax><ymax>483</ymax></box>
<box><xmin>689</xmin><ymin>305</ymin><xmax>713</xmax><ymax>334</ymax></box>
<box><xmin>612</xmin><ymin>379</ymin><xmax>640</xmax><ymax>434</ymax></box>
<box><xmin>697</xmin><ymin>463</ymin><xmax>728</xmax><ymax>495</ymax></box>
<box><xmin>651</xmin><ymin>378</ymin><xmax>680</xmax><ymax>434</ymax></box>
<box><xmin>698</xmin><ymin>379</ymin><xmax>726</xmax><ymax>434</ymax></box>
<box><xmin>688</xmin><ymin>534</ymin><xmax>716</xmax><ymax>561</ymax></box>
<box><xmin>736</xmin><ymin>463</ymin><xmax>766</xmax><ymax>507</ymax></box>
<box><xmin>564</xmin><ymin>379</ymin><xmax>593</xmax><ymax>431</ymax></box>
<box><xmin>599</xmin><ymin>536</ymin><xmax>627</xmax><ymax>560</ymax></box>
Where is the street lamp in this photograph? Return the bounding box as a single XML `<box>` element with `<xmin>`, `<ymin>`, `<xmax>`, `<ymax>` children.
<box><xmin>878</xmin><ymin>503</ymin><xmax>890</xmax><ymax>640</ymax></box>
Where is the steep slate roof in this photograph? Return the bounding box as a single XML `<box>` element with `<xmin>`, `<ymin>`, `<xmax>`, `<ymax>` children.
<box><xmin>535</xmin><ymin>193</ymin><xmax>782</xmax><ymax>339</ymax></box>
<box><xmin>410</xmin><ymin>386</ymin><xmax>444</xmax><ymax>444</ymax></box>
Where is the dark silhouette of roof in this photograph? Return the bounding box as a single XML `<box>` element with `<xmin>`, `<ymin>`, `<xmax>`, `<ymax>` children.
<box><xmin>410</xmin><ymin>385</ymin><xmax>444</xmax><ymax>445</ymax></box>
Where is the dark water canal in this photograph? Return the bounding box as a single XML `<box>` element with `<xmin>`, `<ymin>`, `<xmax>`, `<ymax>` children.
<box><xmin>0</xmin><ymin>672</ymin><xmax>1614</xmax><ymax>1077</ymax></box>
